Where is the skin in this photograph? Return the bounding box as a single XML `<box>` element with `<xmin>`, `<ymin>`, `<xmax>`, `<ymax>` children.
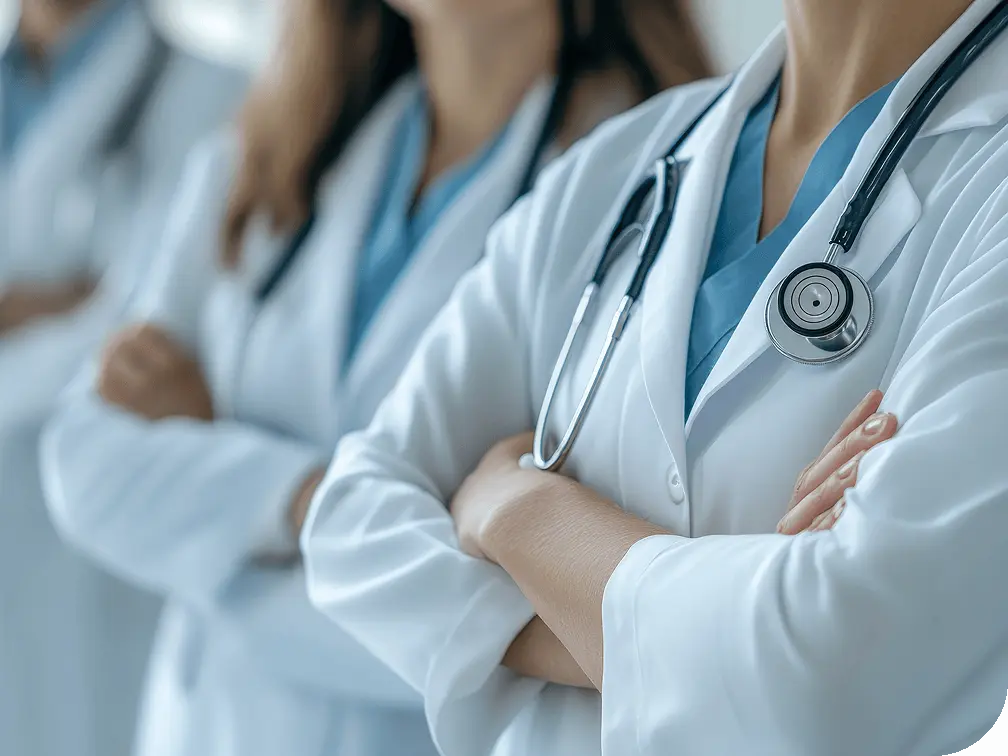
<box><xmin>222</xmin><ymin>0</ymin><xmax>381</xmax><ymax>265</ymax></box>
<box><xmin>0</xmin><ymin>276</ymin><xmax>97</xmax><ymax>335</ymax></box>
<box><xmin>452</xmin><ymin>393</ymin><xmax>897</xmax><ymax>689</ymax></box>
<box><xmin>0</xmin><ymin>0</ymin><xmax>105</xmax><ymax>331</ymax></box>
<box><xmin>102</xmin><ymin>0</ymin><xmax>561</xmax><ymax>476</ymax></box>
<box><xmin>447</xmin><ymin>0</ymin><xmax>972</xmax><ymax>691</ymax></box>
<box><xmin>18</xmin><ymin>0</ymin><xmax>100</xmax><ymax>60</ymax></box>
<box><xmin>97</xmin><ymin>0</ymin><xmax>709</xmax><ymax>686</ymax></box>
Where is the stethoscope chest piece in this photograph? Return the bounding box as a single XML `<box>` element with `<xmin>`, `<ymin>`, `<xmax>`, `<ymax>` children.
<box><xmin>765</xmin><ymin>261</ymin><xmax>874</xmax><ymax>365</ymax></box>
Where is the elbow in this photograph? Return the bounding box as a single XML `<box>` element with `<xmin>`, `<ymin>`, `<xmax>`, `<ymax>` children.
<box><xmin>39</xmin><ymin>405</ymin><xmax>130</xmax><ymax>563</ymax></box>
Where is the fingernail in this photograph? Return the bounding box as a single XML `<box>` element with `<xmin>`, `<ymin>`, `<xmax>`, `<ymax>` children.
<box><xmin>862</xmin><ymin>413</ymin><xmax>889</xmax><ymax>437</ymax></box>
<box><xmin>809</xmin><ymin>509</ymin><xmax>831</xmax><ymax>531</ymax></box>
<box><xmin>836</xmin><ymin>454</ymin><xmax>860</xmax><ymax>480</ymax></box>
<box><xmin>777</xmin><ymin>517</ymin><xmax>790</xmax><ymax>534</ymax></box>
<box><xmin>832</xmin><ymin>499</ymin><xmax>846</xmax><ymax>518</ymax></box>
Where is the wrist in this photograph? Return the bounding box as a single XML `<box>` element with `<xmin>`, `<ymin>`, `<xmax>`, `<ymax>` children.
<box><xmin>480</xmin><ymin>476</ymin><xmax>579</xmax><ymax>565</ymax></box>
<box><xmin>287</xmin><ymin>467</ymin><xmax>325</xmax><ymax>541</ymax></box>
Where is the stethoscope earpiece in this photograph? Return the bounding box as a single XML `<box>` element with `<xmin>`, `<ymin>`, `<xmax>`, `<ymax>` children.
<box><xmin>765</xmin><ymin>261</ymin><xmax>874</xmax><ymax>365</ymax></box>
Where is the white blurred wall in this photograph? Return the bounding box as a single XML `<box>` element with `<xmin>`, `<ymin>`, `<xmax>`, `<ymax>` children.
<box><xmin>0</xmin><ymin>1</ymin><xmax>785</xmax><ymax>77</ymax></box>
<box><xmin>690</xmin><ymin>0</ymin><xmax>784</xmax><ymax>72</ymax></box>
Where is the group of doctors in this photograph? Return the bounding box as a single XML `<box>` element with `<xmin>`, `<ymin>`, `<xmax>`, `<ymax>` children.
<box><xmin>3</xmin><ymin>0</ymin><xmax>1008</xmax><ymax>754</ymax></box>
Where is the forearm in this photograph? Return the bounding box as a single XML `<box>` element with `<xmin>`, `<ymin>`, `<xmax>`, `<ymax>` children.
<box><xmin>503</xmin><ymin>616</ymin><xmax>595</xmax><ymax>689</ymax></box>
<box><xmin>0</xmin><ymin>280</ymin><xmax>96</xmax><ymax>333</ymax></box>
<box><xmin>42</xmin><ymin>392</ymin><xmax>325</xmax><ymax>603</ymax></box>
<box><xmin>485</xmin><ymin>481</ymin><xmax>666</xmax><ymax>688</ymax></box>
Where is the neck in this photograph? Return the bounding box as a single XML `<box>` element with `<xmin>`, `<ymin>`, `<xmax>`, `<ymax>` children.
<box><xmin>413</xmin><ymin>8</ymin><xmax>558</xmax><ymax>187</ymax></box>
<box><xmin>779</xmin><ymin>0</ymin><xmax>975</xmax><ymax>139</ymax></box>
<box><xmin>19</xmin><ymin>0</ymin><xmax>101</xmax><ymax>63</ymax></box>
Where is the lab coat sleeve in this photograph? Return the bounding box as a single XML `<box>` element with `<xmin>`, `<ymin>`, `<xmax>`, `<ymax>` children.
<box><xmin>40</xmin><ymin>129</ymin><xmax>421</xmax><ymax>705</ymax></box>
<box><xmin>39</xmin><ymin>132</ymin><xmax>327</xmax><ymax>609</ymax></box>
<box><xmin>302</xmin><ymin>172</ymin><xmax>572</xmax><ymax>756</ymax></box>
<box><xmin>0</xmin><ymin>293</ymin><xmax>122</xmax><ymax>432</ymax></box>
<box><xmin>41</xmin><ymin>391</ymin><xmax>327</xmax><ymax>612</ymax></box>
<box><xmin>213</xmin><ymin>566</ymin><xmax>422</xmax><ymax>707</ymax></box>
<box><xmin>599</xmin><ymin>179</ymin><xmax>1008</xmax><ymax>755</ymax></box>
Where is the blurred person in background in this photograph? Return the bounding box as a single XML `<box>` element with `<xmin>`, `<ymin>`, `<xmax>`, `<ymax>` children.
<box><xmin>0</xmin><ymin>1</ymin><xmax>247</xmax><ymax>755</ymax></box>
<box><xmin>39</xmin><ymin>0</ymin><xmax>710</xmax><ymax>755</ymax></box>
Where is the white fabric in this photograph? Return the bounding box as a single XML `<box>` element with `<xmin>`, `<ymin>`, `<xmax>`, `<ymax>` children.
<box><xmin>41</xmin><ymin>72</ymin><xmax>567</xmax><ymax>756</ymax></box>
<box><xmin>0</xmin><ymin>6</ymin><xmax>247</xmax><ymax>756</ymax></box>
<box><xmin>301</xmin><ymin>2</ymin><xmax>1008</xmax><ymax>754</ymax></box>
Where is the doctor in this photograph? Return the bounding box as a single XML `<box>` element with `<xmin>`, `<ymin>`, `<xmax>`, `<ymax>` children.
<box><xmin>302</xmin><ymin>0</ymin><xmax>1008</xmax><ymax>754</ymax></box>
<box><xmin>0</xmin><ymin>2</ymin><xmax>246</xmax><ymax>756</ymax></box>
<box><xmin>40</xmin><ymin>0</ymin><xmax>712</xmax><ymax>754</ymax></box>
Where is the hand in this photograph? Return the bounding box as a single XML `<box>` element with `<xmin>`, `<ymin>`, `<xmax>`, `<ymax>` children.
<box><xmin>0</xmin><ymin>276</ymin><xmax>97</xmax><ymax>334</ymax></box>
<box><xmin>450</xmin><ymin>432</ymin><xmax>573</xmax><ymax>562</ymax></box>
<box><xmin>97</xmin><ymin>323</ymin><xmax>214</xmax><ymax>422</ymax></box>
<box><xmin>777</xmin><ymin>390</ymin><xmax>898</xmax><ymax>534</ymax></box>
<box><xmin>287</xmin><ymin>467</ymin><xmax>327</xmax><ymax>541</ymax></box>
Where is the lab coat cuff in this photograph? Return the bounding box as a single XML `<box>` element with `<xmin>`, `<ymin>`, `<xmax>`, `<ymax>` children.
<box><xmin>600</xmin><ymin>534</ymin><xmax>687</xmax><ymax>748</ymax></box>
<box><xmin>247</xmin><ymin>447</ymin><xmax>328</xmax><ymax>562</ymax></box>
<box><xmin>426</xmin><ymin>581</ymin><xmax>545</xmax><ymax>756</ymax></box>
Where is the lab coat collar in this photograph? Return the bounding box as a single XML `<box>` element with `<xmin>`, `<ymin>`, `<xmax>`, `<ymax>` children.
<box><xmin>682</xmin><ymin>0</ymin><xmax>1008</xmax><ymax>445</ymax></box>
<box><xmin>339</xmin><ymin>76</ymin><xmax>558</xmax><ymax>399</ymax></box>
<box><xmin>293</xmin><ymin>74</ymin><xmax>421</xmax><ymax>438</ymax></box>
<box><xmin>639</xmin><ymin>1</ymin><xmax>1008</xmax><ymax>491</ymax></box>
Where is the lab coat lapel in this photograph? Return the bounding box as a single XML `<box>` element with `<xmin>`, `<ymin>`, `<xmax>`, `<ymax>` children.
<box><xmin>341</xmin><ymin>79</ymin><xmax>556</xmax><ymax>397</ymax></box>
<box><xmin>301</xmin><ymin>76</ymin><xmax>421</xmax><ymax>433</ymax></box>
<box><xmin>3</xmin><ymin>5</ymin><xmax>152</xmax><ymax>278</ymax></box>
<box><xmin>206</xmin><ymin>78</ymin><xmax>419</xmax><ymax>429</ymax></box>
<box><xmin>638</xmin><ymin>31</ymin><xmax>785</xmax><ymax>492</ymax></box>
<box><xmin>683</xmin><ymin>0</ymin><xmax>1008</xmax><ymax>436</ymax></box>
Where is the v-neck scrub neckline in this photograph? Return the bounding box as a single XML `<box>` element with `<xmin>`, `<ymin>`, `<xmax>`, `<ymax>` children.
<box><xmin>683</xmin><ymin>74</ymin><xmax>898</xmax><ymax>417</ymax></box>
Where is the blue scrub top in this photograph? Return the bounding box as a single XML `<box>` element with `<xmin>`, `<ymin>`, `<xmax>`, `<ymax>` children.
<box><xmin>345</xmin><ymin>90</ymin><xmax>510</xmax><ymax>364</ymax></box>
<box><xmin>684</xmin><ymin>76</ymin><xmax>897</xmax><ymax>416</ymax></box>
<box><xmin>1</xmin><ymin>0</ymin><xmax>129</xmax><ymax>157</ymax></box>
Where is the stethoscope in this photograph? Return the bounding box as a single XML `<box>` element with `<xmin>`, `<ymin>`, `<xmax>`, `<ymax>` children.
<box><xmin>528</xmin><ymin>0</ymin><xmax>1008</xmax><ymax>472</ymax></box>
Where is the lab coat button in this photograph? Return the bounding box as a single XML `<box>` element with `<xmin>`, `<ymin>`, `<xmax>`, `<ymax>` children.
<box><xmin>666</xmin><ymin>468</ymin><xmax>685</xmax><ymax>505</ymax></box>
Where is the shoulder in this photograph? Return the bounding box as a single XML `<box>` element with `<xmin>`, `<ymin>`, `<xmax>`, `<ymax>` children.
<box><xmin>553</xmin><ymin>76</ymin><xmax>730</xmax><ymax>183</ymax></box>
<box><xmin>503</xmin><ymin>75</ymin><xmax>728</xmax><ymax>272</ymax></box>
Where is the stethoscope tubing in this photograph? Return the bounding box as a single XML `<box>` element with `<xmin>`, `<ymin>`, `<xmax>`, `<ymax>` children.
<box><xmin>531</xmin><ymin>0</ymin><xmax>1008</xmax><ymax>472</ymax></box>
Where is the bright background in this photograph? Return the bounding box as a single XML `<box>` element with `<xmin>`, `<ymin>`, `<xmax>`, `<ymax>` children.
<box><xmin>0</xmin><ymin>0</ymin><xmax>787</xmax><ymax>72</ymax></box>
<box><xmin>690</xmin><ymin>0</ymin><xmax>783</xmax><ymax>70</ymax></box>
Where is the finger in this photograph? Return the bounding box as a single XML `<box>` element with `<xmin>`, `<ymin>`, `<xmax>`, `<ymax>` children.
<box><xmin>811</xmin><ymin>499</ymin><xmax>847</xmax><ymax>532</ymax></box>
<box><xmin>817</xmin><ymin>390</ymin><xmax>884</xmax><ymax>464</ymax></box>
<box><xmin>787</xmin><ymin>391</ymin><xmax>882</xmax><ymax>509</ymax></box>
<box><xmin>97</xmin><ymin>355</ymin><xmax>150</xmax><ymax>408</ymax></box>
<box><xmin>791</xmin><ymin>410</ymin><xmax>896</xmax><ymax>511</ymax></box>
<box><xmin>102</xmin><ymin>333</ymin><xmax>158</xmax><ymax>375</ymax></box>
<box><xmin>131</xmin><ymin>324</ymin><xmax>188</xmax><ymax>368</ymax></box>
<box><xmin>806</xmin><ymin>499</ymin><xmax>846</xmax><ymax>536</ymax></box>
<box><xmin>807</xmin><ymin>507</ymin><xmax>834</xmax><ymax>533</ymax></box>
<box><xmin>790</xmin><ymin>390</ymin><xmax>883</xmax><ymax>506</ymax></box>
<box><xmin>780</xmin><ymin>451</ymin><xmax>865</xmax><ymax>534</ymax></box>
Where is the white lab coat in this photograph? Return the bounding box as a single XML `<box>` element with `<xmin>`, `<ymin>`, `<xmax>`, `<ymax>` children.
<box><xmin>0</xmin><ymin>5</ymin><xmax>247</xmax><ymax>756</ymax></box>
<box><xmin>301</xmin><ymin>2</ymin><xmax>1008</xmax><ymax>754</ymax></box>
<box><xmin>41</xmin><ymin>73</ymin><xmax>567</xmax><ymax>756</ymax></box>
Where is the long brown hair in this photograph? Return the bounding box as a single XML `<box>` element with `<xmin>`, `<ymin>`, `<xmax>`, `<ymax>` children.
<box><xmin>223</xmin><ymin>0</ymin><xmax>710</xmax><ymax>264</ymax></box>
<box><xmin>222</xmin><ymin>0</ymin><xmax>415</xmax><ymax>265</ymax></box>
